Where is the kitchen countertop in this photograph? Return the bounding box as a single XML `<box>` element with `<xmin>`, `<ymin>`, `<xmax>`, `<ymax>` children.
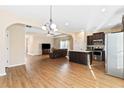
<box><xmin>69</xmin><ymin>50</ymin><xmax>92</xmax><ymax>53</ymax></box>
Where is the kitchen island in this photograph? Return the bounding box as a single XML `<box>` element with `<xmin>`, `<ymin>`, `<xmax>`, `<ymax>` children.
<box><xmin>69</xmin><ymin>50</ymin><xmax>92</xmax><ymax>65</ymax></box>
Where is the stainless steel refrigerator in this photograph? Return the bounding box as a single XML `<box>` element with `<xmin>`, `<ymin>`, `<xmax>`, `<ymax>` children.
<box><xmin>105</xmin><ymin>32</ymin><xmax>124</xmax><ymax>79</ymax></box>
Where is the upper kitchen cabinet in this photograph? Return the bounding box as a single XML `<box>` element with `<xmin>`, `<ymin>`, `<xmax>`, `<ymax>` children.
<box><xmin>93</xmin><ymin>32</ymin><xmax>105</xmax><ymax>45</ymax></box>
<box><xmin>93</xmin><ymin>32</ymin><xmax>105</xmax><ymax>40</ymax></box>
<box><xmin>87</xmin><ymin>32</ymin><xmax>105</xmax><ymax>45</ymax></box>
<box><xmin>87</xmin><ymin>35</ymin><xmax>93</xmax><ymax>45</ymax></box>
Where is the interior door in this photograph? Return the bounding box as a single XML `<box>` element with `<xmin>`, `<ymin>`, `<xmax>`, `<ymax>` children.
<box><xmin>106</xmin><ymin>32</ymin><xmax>124</xmax><ymax>78</ymax></box>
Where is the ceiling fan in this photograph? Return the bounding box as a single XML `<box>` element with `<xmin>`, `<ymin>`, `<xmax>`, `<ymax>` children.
<box><xmin>41</xmin><ymin>5</ymin><xmax>58</xmax><ymax>36</ymax></box>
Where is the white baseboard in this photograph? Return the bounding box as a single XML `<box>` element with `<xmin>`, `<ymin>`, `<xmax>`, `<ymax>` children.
<box><xmin>27</xmin><ymin>53</ymin><xmax>42</xmax><ymax>56</ymax></box>
<box><xmin>0</xmin><ymin>72</ymin><xmax>6</xmax><ymax>76</ymax></box>
<box><xmin>8</xmin><ymin>63</ymin><xmax>26</xmax><ymax>68</ymax></box>
<box><xmin>0</xmin><ymin>68</ymin><xmax>6</xmax><ymax>76</ymax></box>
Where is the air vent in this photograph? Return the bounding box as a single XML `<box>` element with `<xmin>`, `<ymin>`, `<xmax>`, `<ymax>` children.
<box><xmin>26</xmin><ymin>25</ymin><xmax>32</xmax><ymax>28</ymax></box>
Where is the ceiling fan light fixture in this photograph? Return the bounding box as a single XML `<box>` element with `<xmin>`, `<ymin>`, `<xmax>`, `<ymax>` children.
<box><xmin>42</xmin><ymin>25</ymin><xmax>47</xmax><ymax>30</ymax></box>
<box><xmin>54</xmin><ymin>28</ymin><xmax>58</xmax><ymax>32</ymax></box>
<box><xmin>46</xmin><ymin>33</ymin><xmax>53</xmax><ymax>37</ymax></box>
<box><xmin>50</xmin><ymin>23</ymin><xmax>56</xmax><ymax>29</ymax></box>
<box><xmin>41</xmin><ymin>5</ymin><xmax>58</xmax><ymax>34</ymax></box>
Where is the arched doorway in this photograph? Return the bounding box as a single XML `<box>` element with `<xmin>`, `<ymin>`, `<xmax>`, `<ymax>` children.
<box><xmin>6</xmin><ymin>24</ymin><xmax>26</xmax><ymax>67</ymax></box>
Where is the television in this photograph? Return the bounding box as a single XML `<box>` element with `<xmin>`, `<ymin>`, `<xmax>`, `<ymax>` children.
<box><xmin>42</xmin><ymin>43</ymin><xmax>51</xmax><ymax>49</ymax></box>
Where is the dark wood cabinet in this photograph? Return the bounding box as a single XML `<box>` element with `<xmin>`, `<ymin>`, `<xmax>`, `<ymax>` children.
<box><xmin>87</xmin><ymin>32</ymin><xmax>105</xmax><ymax>61</ymax></box>
<box><xmin>69</xmin><ymin>51</ymin><xmax>92</xmax><ymax>65</ymax></box>
<box><xmin>87</xmin><ymin>32</ymin><xmax>105</xmax><ymax>45</ymax></box>
<box><xmin>93</xmin><ymin>32</ymin><xmax>105</xmax><ymax>43</ymax></box>
<box><xmin>87</xmin><ymin>35</ymin><xmax>93</xmax><ymax>45</ymax></box>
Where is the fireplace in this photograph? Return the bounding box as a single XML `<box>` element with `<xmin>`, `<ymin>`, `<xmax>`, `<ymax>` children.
<box><xmin>42</xmin><ymin>43</ymin><xmax>51</xmax><ymax>55</ymax></box>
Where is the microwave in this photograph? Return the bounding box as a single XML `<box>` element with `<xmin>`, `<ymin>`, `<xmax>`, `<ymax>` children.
<box><xmin>93</xmin><ymin>39</ymin><xmax>103</xmax><ymax>45</ymax></box>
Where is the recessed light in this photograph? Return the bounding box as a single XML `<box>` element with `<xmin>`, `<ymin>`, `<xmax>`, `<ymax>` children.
<box><xmin>54</xmin><ymin>28</ymin><xmax>58</xmax><ymax>32</ymax></box>
<box><xmin>65</xmin><ymin>22</ymin><xmax>69</xmax><ymax>26</ymax></box>
<box><xmin>42</xmin><ymin>25</ymin><xmax>47</xmax><ymax>30</ymax></box>
<box><xmin>101</xmin><ymin>8</ymin><xmax>106</xmax><ymax>12</ymax></box>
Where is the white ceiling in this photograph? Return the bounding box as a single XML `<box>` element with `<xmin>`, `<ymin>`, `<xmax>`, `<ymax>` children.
<box><xmin>1</xmin><ymin>6</ymin><xmax>124</xmax><ymax>32</ymax></box>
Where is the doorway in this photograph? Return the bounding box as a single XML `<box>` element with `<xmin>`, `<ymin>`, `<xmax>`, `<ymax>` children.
<box><xmin>6</xmin><ymin>24</ymin><xmax>26</xmax><ymax>67</ymax></box>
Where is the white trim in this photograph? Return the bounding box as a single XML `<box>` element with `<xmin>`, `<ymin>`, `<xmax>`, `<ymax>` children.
<box><xmin>27</xmin><ymin>52</ymin><xmax>42</xmax><ymax>56</ymax></box>
<box><xmin>0</xmin><ymin>67</ymin><xmax>6</xmax><ymax>76</ymax></box>
<box><xmin>8</xmin><ymin>63</ymin><xmax>26</xmax><ymax>68</ymax></box>
<box><xmin>0</xmin><ymin>72</ymin><xmax>6</xmax><ymax>76</ymax></box>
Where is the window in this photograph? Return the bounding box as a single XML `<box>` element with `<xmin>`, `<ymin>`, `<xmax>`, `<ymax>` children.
<box><xmin>60</xmin><ymin>40</ymin><xmax>69</xmax><ymax>49</ymax></box>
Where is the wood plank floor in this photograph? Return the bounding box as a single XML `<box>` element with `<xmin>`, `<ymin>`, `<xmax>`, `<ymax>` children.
<box><xmin>0</xmin><ymin>55</ymin><xmax>124</xmax><ymax>88</ymax></box>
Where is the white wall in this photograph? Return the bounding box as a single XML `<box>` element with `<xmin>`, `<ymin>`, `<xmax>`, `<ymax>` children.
<box><xmin>7</xmin><ymin>24</ymin><xmax>25</xmax><ymax>67</ymax></box>
<box><xmin>26</xmin><ymin>33</ymin><xmax>54</xmax><ymax>55</ymax></box>
<box><xmin>74</xmin><ymin>32</ymin><xmax>87</xmax><ymax>51</ymax></box>
<box><xmin>68</xmin><ymin>32</ymin><xmax>87</xmax><ymax>51</ymax></box>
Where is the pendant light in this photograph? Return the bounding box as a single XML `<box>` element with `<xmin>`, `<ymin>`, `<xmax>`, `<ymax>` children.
<box><xmin>42</xmin><ymin>5</ymin><xmax>58</xmax><ymax>34</ymax></box>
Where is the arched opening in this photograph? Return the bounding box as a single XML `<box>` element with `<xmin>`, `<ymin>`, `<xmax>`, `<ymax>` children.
<box><xmin>5</xmin><ymin>22</ymin><xmax>74</xmax><ymax>74</ymax></box>
<box><xmin>6</xmin><ymin>23</ymin><xmax>26</xmax><ymax>67</ymax></box>
<box><xmin>5</xmin><ymin>23</ymin><xmax>56</xmax><ymax>68</ymax></box>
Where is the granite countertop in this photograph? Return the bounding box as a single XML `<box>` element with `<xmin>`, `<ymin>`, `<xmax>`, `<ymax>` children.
<box><xmin>69</xmin><ymin>50</ymin><xmax>92</xmax><ymax>53</ymax></box>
